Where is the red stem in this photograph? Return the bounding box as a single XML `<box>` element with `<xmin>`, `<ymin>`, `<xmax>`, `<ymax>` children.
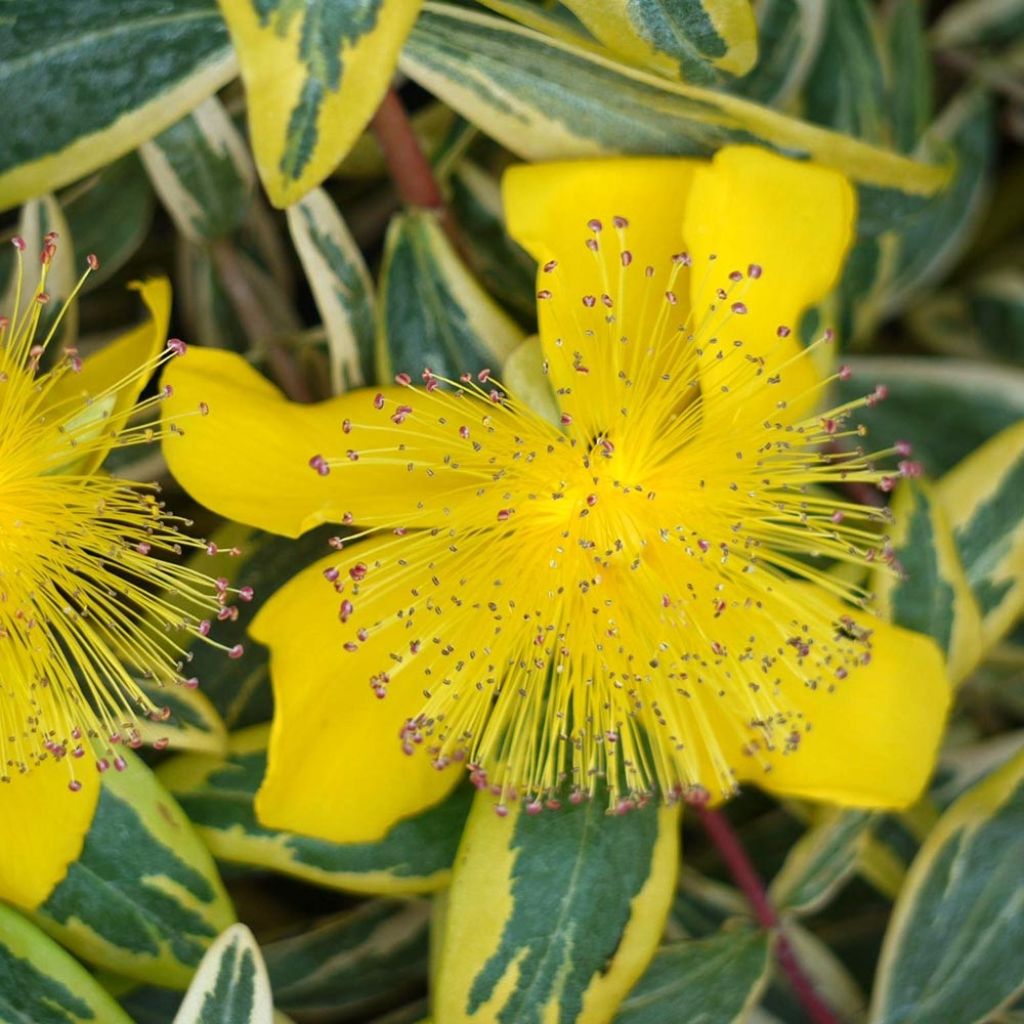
<box><xmin>370</xmin><ymin>88</ymin><xmax>446</xmax><ymax>210</ymax></box>
<box><xmin>696</xmin><ymin>807</ymin><xmax>841</xmax><ymax>1024</ymax></box>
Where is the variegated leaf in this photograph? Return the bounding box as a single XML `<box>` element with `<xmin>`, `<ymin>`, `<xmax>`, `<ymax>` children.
<box><xmin>434</xmin><ymin>790</ymin><xmax>680</xmax><ymax>1024</ymax></box>
<box><xmin>286</xmin><ymin>187</ymin><xmax>375</xmax><ymax>392</ymax></box>
<box><xmin>173</xmin><ymin>924</ymin><xmax>272</xmax><ymax>1024</ymax></box>
<box><xmin>0</xmin><ymin>0</ymin><xmax>236</xmax><ymax>211</ymax></box>
<box><xmin>140</xmin><ymin>96</ymin><xmax>255</xmax><ymax>242</ymax></box>
<box><xmin>0</xmin><ymin>903</ymin><xmax>133</xmax><ymax>1024</ymax></box>
<box><xmin>32</xmin><ymin>752</ymin><xmax>235</xmax><ymax>988</ymax></box>
<box><xmin>376</xmin><ymin>208</ymin><xmax>525</xmax><ymax>378</ymax></box>
<box><xmin>219</xmin><ymin>0</ymin><xmax>424</xmax><ymax>207</ymax></box>
<box><xmin>135</xmin><ymin>678</ymin><xmax>229</xmax><ymax>756</ymax></box>
<box><xmin>157</xmin><ymin>726</ymin><xmax>473</xmax><ymax>895</ymax></box>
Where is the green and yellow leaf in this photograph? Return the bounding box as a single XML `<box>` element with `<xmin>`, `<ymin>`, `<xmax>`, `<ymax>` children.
<box><xmin>139</xmin><ymin>96</ymin><xmax>255</xmax><ymax>242</ymax></box>
<box><xmin>874</xmin><ymin>479</ymin><xmax>984</xmax><ymax>684</ymax></box>
<box><xmin>219</xmin><ymin>0</ymin><xmax>424</xmax><ymax>208</ymax></box>
<box><xmin>135</xmin><ymin>678</ymin><xmax>229</xmax><ymax>756</ymax></box>
<box><xmin>399</xmin><ymin>2</ymin><xmax>950</xmax><ymax>228</ymax></box>
<box><xmin>286</xmin><ymin>187</ymin><xmax>376</xmax><ymax>392</ymax></box>
<box><xmin>884</xmin><ymin>0</ymin><xmax>933</xmax><ymax>153</ymax></box>
<box><xmin>869</xmin><ymin>747</ymin><xmax>1024</xmax><ymax>1024</ymax></box>
<box><xmin>0</xmin><ymin>0</ymin><xmax>236</xmax><ymax>212</ymax></box>
<box><xmin>158</xmin><ymin>726</ymin><xmax>473</xmax><ymax>896</ymax></box>
<box><xmin>558</xmin><ymin>0</ymin><xmax>758</xmax><ymax>84</ymax></box>
<box><xmin>937</xmin><ymin>420</ymin><xmax>1024</xmax><ymax>650</ymax></box>
<box><xmin>434</xmin><ymin>791</ymin><xmax>680</xmax><ymax>1024</ymax></box>
<box><xmin>932</xmin><ymin>0</ymin><xmax>1024</xmax><ymax>49</ymax></box>
<box><xmin>262</xmin><ymin>900</ymin><xmax>430</xmax><ymax>1018</ymax></box>
<box><xmin>376</xmin><ymin>208</ymin><xmax>525</xmax><ymax>379</ymax></box>
<box><xmin>0</xmin><ymin>903</ymin><xmax>134</xmax><ymax>1024</ymax></box>
<box><xmin>32</xmin><ymin>751</ymin><xmax>235</xmax><ymax>989</ymax></box>
<box><xmin>613</xmin><ymin>928</ymin><xmax>771</xmax><ymax>1023</ymax></box>
<box><xmin>172</xmin><ymin>924</ymin><xmax>272</xmax><ymax>1024</ymax></box>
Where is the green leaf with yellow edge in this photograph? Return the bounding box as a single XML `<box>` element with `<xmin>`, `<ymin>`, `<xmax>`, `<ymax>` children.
<box><xmin>869</xmin><ymin>747</ymin><xmax>1024</xmax><ymax>1024</ymax></box>
<box><xmin>434</xmin><ymin>790</ymin><xmax>680</xmax><ymax>1024</ymax></box>
<box><xmin>157</xmin><ymin>725</ymin><xmax>473</xmax><ymax>895</ymax></box>
<box><xmin>399</xmin><ymin>3</ymin><xmax>950</xmax><ymax>227</ymax></box>
<box><xmin>262</xmin><ymin>900</ymin><xmax>430</xmax><ymax>1018</ymax></box>
<box><xmin>937</xmin><ymin>420</ymin><xmax>1024</xmax><ymax>651</ymax></box>
<box><xmin>832</xmin><ymin>356</ymin><xmax>1024</xmax><ymax>477</ymax></box>
<box><xmin>785</xmin><ymin>922</ymin><xmax>868</xmax><ymax>1021</ymax></box>
<box><xmin>873</xmin><ymin>478</ymin><xmax>983</xmax><ymax>684</ymax></box>
<box><xmin>476</xmin><ymin>0</ymin><xmax>597</xmax><ymax>47</ymax></box>
<box><xmin>219</xmin><ymin>0</ymin><xmax>424</xmax><ymax>208</ymax></box>
<box><xmin>885</xmin><ymin>0</ymin><xmax>934</xmax><ymax>154</ymax></box>
<box><xmin>0</xmin><ymin>903</ymin><xmax>134</xmax><ymax>1024</ymax></box>
<box><xmin>613</xmin><ymin>927</ymin><xmax>771</xmax><ymax>1023</ymax></box>
<box><xmin>376</xmin><ymin>208</ymin><xmax>525</xmax><ymax>379</ymax></box>
<box><xmin>172</xmin><ymin>924</ymin><xmax>272</xmax><ymax>1024</ymax></box>
<box><xmin>933</xmin><ymin>0</ymin><xmax>1024</xmax><ymax>49</ymax></box>
<box><xmin>286</xmin><ymin>187</ymin><xmax>376</xmax><ymax>392</ymax></box>
<box><xmin>558</xmin><ymin>0</ymin><xmax>758</xmax><ymax>85</ymax></box>
<box><xmin>0</xmin><ymin>0</ymin><xmax>236</xmax><ymax>212</ymax></box>
<box><xmin>135</xmin><ymin>678</ymin><xmax>229</xmax><ymax>756</ymax></box>
<box><xmin>62</xmin><ymin>156</ymin><xmax>155</xmax><ymax>291</ymax></box>
<box><xmin>726</xmin><ymin>0</ymin><xmax>826</xmax><ymax>107</ymax></box>
<box><xmin>769</xmin><ymin>809</ymin><xmax>873</xmax><ymax>916</ymax></box>
<box><xmin>140</xmin><ymin>96</ymin><xmax>255</xmax><ymax>243</ymax></box>
<box><xmin>32</xmin><ymin>751</ymin><xmax>235</xmax><ymax>989</ymax></box>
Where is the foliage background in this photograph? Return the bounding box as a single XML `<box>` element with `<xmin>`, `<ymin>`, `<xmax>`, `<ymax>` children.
<box><xmin>0</xmin><ymin>0</ymin><xmax>1022</xmax><ymax>1022</ymax></box>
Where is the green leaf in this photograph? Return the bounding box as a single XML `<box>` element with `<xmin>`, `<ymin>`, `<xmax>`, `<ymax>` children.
<box><xmin>802</xmin><ymin>0</ymin><xmax>886</xmax><ymax>143</ymax></box>
<box><xmin>140</xmin><ymin>96</ymin><xmax>255</xmax><ymax>242</ymax></box>
<box><xmin>0</xmin><ymin>0</ymin><xmax>236</xmax><ymax>211</ymax></box>
<box><xmin>671</xmin><ymin>868</ymin><xmax>749</xmax><ymax>939</ymax></box>
<box><xmin>558</xmin><ymin>0</ymin><xmax>759</xmax><ymax>85</ymax></box>
<box><xmin>769</xmin><ymin>809</ymin><xmax>873</xmax><ymax>915</ymax></box>
<box><xmin>157</xmin><ymin>726</ymin><xmax>473</xmax><ymax>895</ymax></box>
<box><xmin>831</xmin><ymin>356</ymin><xmax>1024</xmax><ymax>477</ymax></box>
<box><xmin>0</xmin><ymin>903</ymin><xmax>134</xmax><ymax>1024</ymax></box>
<box><xmin>502</xmin><ymin>336</ymin><xmax>560</xmax><ymax>425</ymax></box>
<box><xmin>884</xmin><ymin>0</ymin><xmax>934</xmax><ymax>153</ymax></box>
<box><xmin>172</xmin><ymin>924</ymin><xmax>272</xmax><ymax>1024</ymax></box>
<box><xmin>873</xmin><ymin>478</ymin><xmax>983</xmax><ymax>684</ymax></box>
<box><xmin>135</xmin><ymin>677</ymin><xmax>229</xmax><ymax>756</ymax></box>
<box><xmin>399</xmin><ymin>2</ymin><xmax>950</xmax><ymax>231</ymax></box>
<box><xmin>726</xmin><ymin>0</ymin><xmax>827</xmax><ymax>107</ymax></box>
<box><xmin>937</xmin><ymin>420</ymin><xmax>1024</xmax><ymax>649</ymax></box>
<box><xmin>881</xmin><ymin>89</ymin><xmax>996</xmax><ymax>317</ymax></box>
<box><xmin>262</xmin><ymin>900</ymin><xmax>430</xmax><ymax>1018</ymax></box>
<box><xmin>613</xmin><ymin>928</ymin><xmax>772</xmax><ymax>1024</ymax></box>
<box><xmin>61</xmin><ymin>155</ymin><xmax>156</xmax><ymax>290</ymax></box>
<box><xmin>932</xmin><ymin>0</ymin><xmax>1024</xmax><ymax>49</ymax></box>
<box><xmin>220</xmin><ymin>0</ymin><xmax>424</xmax><ymax>207</ymax></box>
<box><xmin>869</xmin><ymin>747</ymin><xmax>1024</xmax><ymax>1024</ymax></box>
<box><xmin>33</xmin><ymin>751</ymin><xmax>235</xmax><ymax>988</ymax></box>
<box><xmin>286</xmin><ymin>187</ymin><xmax>376</xmax><ymax>392</ymax></box>
<box><xmin>434</xmin><ymin>790</ymin><xmax>680</xmax><ymax>1024</ymax></box>
<box><xmin>376</xmin><ymin>208</ymin><xmax>525</xmax><ymax>379</ymax></box>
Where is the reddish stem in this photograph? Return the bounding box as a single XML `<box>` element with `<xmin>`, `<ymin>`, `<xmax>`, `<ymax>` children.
<box><xmin>370</xmin><ymin>88</ymin><xmax>446</xmax><ymax>210</ymax></box>
<box><xmin>696</xmin><ymin>807</ymin><xmax>841</xmax><ymax>1024</ymax></box>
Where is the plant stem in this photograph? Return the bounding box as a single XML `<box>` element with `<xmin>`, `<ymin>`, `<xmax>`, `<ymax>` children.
<box><xmin>695</xmin><ymin>805</ymin><xmax>841</xmax><ymax>1024</ymax></box>
<box><xmin>370</xmin><ymin>87</ymin><xmax>447</xmax><ymax>210</ymax></box>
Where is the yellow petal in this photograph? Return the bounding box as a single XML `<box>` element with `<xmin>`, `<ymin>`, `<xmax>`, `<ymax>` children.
<box><xmin>161</xmin><ymin>347</ymin><xmax>463</xmax><ymax>539</ymax></box>
<box><xmin>683</xmin><ymin>146</ymin><xmax>856</xmax><ymax>424</ymax></box>
<box><xmin>0</xmin><ymin>758</ymin><xmax>100</xmax><ymax>910</ymax></box>
<box><xmin>43</xmin><ymin>278</ymin><xmax>171</xmax><ymax>473</ymax></box>
<box><xmin>251</xmin><ymin>549</ymin><xmax>461</xmax><ymax>843</ymax></box>
<box><xmin>503</xmin><ymin>157</ymin><xmax>700</xmax><ymax>403</ymax></box>
<box><xmin>744</xmin><ymin>607</ymin><xmax>951</xmax><ymax>809</ymax></box>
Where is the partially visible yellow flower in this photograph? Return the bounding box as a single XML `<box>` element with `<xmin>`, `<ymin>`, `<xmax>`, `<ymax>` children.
<box><xmin>0</xmin><ymin>237</ymin><xmax>243</xmax><ymax>907</ymax></box>
<box><xmin>163</xmin><ymin>147</ymin><xmax>951</xmax><ymax>846</ymax></box>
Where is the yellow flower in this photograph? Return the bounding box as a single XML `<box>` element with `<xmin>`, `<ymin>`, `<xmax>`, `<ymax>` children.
<box><xmin>0</xmin><ymin>237</ymin><xmax>243</xmax><ymax>907</ymax></box>
<box><xmin>163</xmin><ymin>146</ymin><xmax>951</xmax><ymax>845</ymax></box>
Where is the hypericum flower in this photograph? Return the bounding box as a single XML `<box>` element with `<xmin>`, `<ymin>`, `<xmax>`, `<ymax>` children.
<box><xmin>0</xmin><ymin>236</ymin><xmax>244</xmax><ymax>906</ymax></box>
<box><xmin>163</xmin><ymin>147</ymin><xmax>950</xmax><ymax>844</ymax></box>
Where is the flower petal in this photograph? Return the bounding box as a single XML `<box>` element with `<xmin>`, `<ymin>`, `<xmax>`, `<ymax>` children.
<box><xmin>162</xmin><ymin>347</ymin><xmax>463</xmax><ymax>539</ymax></box>
<box><xmin>0</xmin><ymin>758</ymin><xmax>100</xmax><ymax>910</ymax></box>
<box><xmin>43</xmin><ymin>278</ymin><xmax>171</xmax><ymax>473</ymax></box>
<box><xmin>743</xmin><ymin>606</ymin><xmax>951</xmax><ymax>809</ymax></box>
<box><xmin>250</xmin><ymin>549</ymin><xmax>461</xmax><ymax>843</ymax></box>
<box><xmin>503</xmin><ymin>158</ymin><xmax>700</xmax><ymax>401</ymax></box>
<box><xmin>683</xmin><ymin>146</ymin><xmax>856</xmax><ymax>424</ymax></box>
